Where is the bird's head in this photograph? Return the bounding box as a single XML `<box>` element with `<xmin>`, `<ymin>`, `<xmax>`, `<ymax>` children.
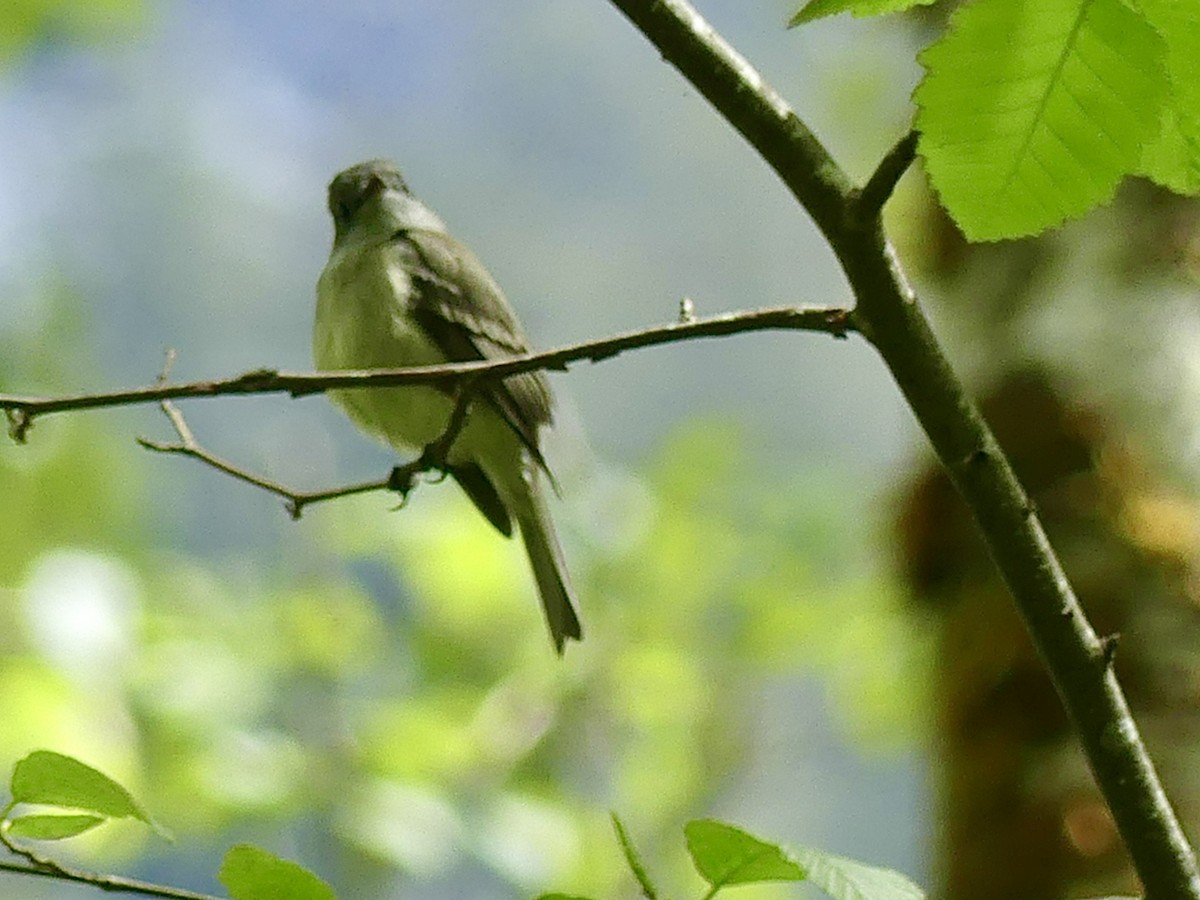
<box><xmin>327</xmin><ymin>159</ymin><xmax>443</xmax><ymax>245</ymax></box>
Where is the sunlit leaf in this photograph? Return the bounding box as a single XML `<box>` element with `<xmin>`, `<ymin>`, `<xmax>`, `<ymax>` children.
<box><xmin>10</xmin><ymin>751</ymin><xmax>150</xmax><ymax>824</ymax></box>
<box><xmin>684</xmin><ymin>819</ymin><xmax>806</xmax><ymax>887</ymax></box>
<box><xmin>219</xmin><ymin>844</ymin><xmax>336</xmax><ymax>900</ymax></box>
<box><xmin>916</xmin><ymin>0</ymin><xmax>1167</xmax><ymax>240</ymax></box>
<box><xmin>1136</xmin><ymin>0</ymin><xmax>1200</xmax><ymax>192</ymax></box>
<box><xmin>795</xmin><ymin>846</ymin><xmax>925</xmax><ymax>900</ymax></box>
<box><xmin>6</xmin><ymin>814</ymin><xmax>105</xmax><ymax>840</ymax></box>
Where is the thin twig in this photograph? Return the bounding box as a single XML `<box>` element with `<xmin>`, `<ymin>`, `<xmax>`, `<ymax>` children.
<box><xmin>0</xmin><ymin>824</ymin><xmax>219</xmax><ymax>900</ymax></box>
<box><xmin>0</xmin><ymin>860</ymin><xmax>221</xmax><ymax>899</ymax></box>
<box><xmin>856</xmin><ymin>129</ymin><xmax>919</xmax><ymax>221</ymax></box>
<box><xmin>138</xmin><ymin>383</ymin><xmax>479</xmax><ymax>520</ymax></box>
<box><xmin>0</xmin><ymin>305</ymin><xmax>854</xmax><ymax>439</ymax></box>
<box><xmin>136</xmin><ymin>401</ymin><xmax>386</xmax><ymax>519</ymax></box>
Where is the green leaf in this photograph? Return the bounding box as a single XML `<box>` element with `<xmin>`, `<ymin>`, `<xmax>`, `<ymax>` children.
<box><xmin>1135</xmin><ymin>0</ymin><xmax>1200</xmax><ymax>192</ymax></box>
<box><xmin>794</xmin><ymin>846</ymin><xmax>924</xmax><ymax>900</ymax></box>
<box><xmin>684</xmin><ymin>819</ymin><xmax>806</xmax><ymax>888</ymax></box>
<box><xmin>219</xmin><ymin>845</ymin><xmax>337</xmax><ymax>900</ymax></box>
<box><xmin>535</xmin><ymin>895</ymin><xmax>596</xmax><ymax>900</ymax></box>
<box><xmin>10</xmin><ymin>751</ymin><xmax>150</xmax><ymax>824</ymax></box>
<box><xmin>789</xmin><ymin>0</ymin><xmax>935</xmax><ymax>27</ymax></box>
<box><xmin>6</xmin><ymin>814</ymin><xmax>105</xmax><ymax>840</ymax></box>
<box><xmin>915</xmin><ymin>0</ymin><xmax>1168</xmax><ymax>240</ymax></box>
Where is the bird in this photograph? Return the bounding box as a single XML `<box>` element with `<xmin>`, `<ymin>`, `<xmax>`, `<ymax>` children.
<box><xmin>313</xmin><ymin>159</ymin><xmax>582</xmax><ymax>653</ymax></box>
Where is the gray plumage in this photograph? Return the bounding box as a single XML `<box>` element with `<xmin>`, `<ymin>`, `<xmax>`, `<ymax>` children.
<box><xmin>315</xmin><ymin>159</ymin><xmax>582</xmax><ymax>652</ymax></box>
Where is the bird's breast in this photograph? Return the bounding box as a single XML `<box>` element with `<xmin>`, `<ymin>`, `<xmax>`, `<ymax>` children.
<box><xmin>314</xmin><ymin>239</ymin><xmax>454</xmax><ymax>449</ymax></box>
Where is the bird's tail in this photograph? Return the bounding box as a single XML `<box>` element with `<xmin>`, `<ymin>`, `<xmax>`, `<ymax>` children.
<box><xmin>518</xmin><ymin>480</ymin><xmax>582</xmax><ymax>654</ymax></box>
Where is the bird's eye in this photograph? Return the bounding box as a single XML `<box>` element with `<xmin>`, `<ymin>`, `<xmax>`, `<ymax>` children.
<box><xmin>330</xmin><ymin>191</ymin><xmax>360</xmax><ymax>223</ymax></box>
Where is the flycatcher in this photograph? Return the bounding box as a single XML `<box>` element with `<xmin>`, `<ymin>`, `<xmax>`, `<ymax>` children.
<box><xmin>314</xmin><ymin>159</ymin><xmax>582</xmax><ymax>653</ymax></box>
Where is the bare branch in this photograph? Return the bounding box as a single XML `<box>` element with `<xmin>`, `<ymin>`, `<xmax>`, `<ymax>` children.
<box><xmin>0</xmin><ymin>305</ymin><xmax>853</xmax><ymax>437</ymax></box>
<box><xmin>139</xmin><ymin>383</ymin><xmax>480</xmax><ymax>519</ymax></box>
<box><xmin>0</xmin><ymin>860</ymin><xmax>220</xmax><ymax>899</ymax></box>
<box><xmin>136</xmin><ymin>400</ymin><xmax>386</xmax><ymax>518</ymax></box>
<box><xmin>0</xmin><ymin>825</ymin><xmax>219</xmax><ymax>900</ymax></box>
<box><xmin>856</xmin><ymin>129</ymin><xmax>919</xmax><ymax>221</ymax></box>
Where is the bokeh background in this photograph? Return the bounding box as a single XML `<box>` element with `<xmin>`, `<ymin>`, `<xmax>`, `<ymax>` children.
<box><xmin>12</xmin><ymin>2</ymin><xmax>1197</xmax><ymax>899</ymax></box>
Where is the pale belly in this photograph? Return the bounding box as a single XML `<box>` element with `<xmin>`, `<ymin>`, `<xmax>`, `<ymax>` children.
<box><xmin>315</xmin><ymin>325</ymin><xmax>454</xmax><ymax>452</ymax></box>
<box><xmin>313</xmin><ymin>238</ymin><xmax>525</xmax><ymax>481</ymax></box>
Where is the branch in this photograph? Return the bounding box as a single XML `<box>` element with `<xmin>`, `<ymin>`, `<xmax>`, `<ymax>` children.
<box><xmin>136</xmin><ymin>353</ymin><xmax>400</xmax><ymax>518</ymax></box>
<box><xmin>138</xmin><ymin>388</ymin><xmax>479</xmax><ymax>519</ymax></box>
<box><xmin>0</xmin><ymin>861</ymin><xmax>219</xmax><ymax>899</ymax></box>
<box><xmin>1</xmin><ymin>305</ymin><xmax>853</xmax><ymax>441</ymax></box>
<box><xmin>856</xmin><ymin>129</ymin><xmax>919</xmax><ymax>220</ymax></box>
<box><xmin>0</xmin><ymin>835</ymin><xmax>220</xmax><ymax>900</ymax></box>
<box><xmin>137</xmin><ymin>401</ymin><xmax>387</xmax><ymax>518</ymax></box>
<box><xmin>605</xmin><ymin>0</ymin><xmax>1200</xmax><ymax>896</ymax></box>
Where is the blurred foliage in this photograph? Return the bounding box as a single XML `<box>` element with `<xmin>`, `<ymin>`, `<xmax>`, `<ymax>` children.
<box><xmin>1</xmin><ymin>290</ymin><xmax>924</xmax><ymax>898</ymax></box>
<box><xmin>0</xmin><ymin>0</ymin><xmax>147</xmax><ymax>63</ymax></box>
<box><xmin>2</xmin><ymin>757</ymin><xmax>924</xmax><ymax>900</ymax></box>
<box><xmin>0</xmin><ymin>4</ymin><xmax>928</xmax><ymax>897</ymax></box>
<box><xmin>0</xmin><ymin>5</ymin><xmax>923</xmax><ymax>863</ymax></box>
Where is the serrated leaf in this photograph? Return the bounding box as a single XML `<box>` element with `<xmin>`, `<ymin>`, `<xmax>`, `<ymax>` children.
<box><xmin>684</xmin><ymin>819</ymin><xmax>806</xmax><ymax>888</ymax></box>
<box><xmin>10</xmin><ymin>751</ymin><xmax>150</xmax><ymax>825</ymax></box>
<box><xmin>915</xmin><ymin>0</ymin><xmax>1168</xmax><ymax>240</ymax></box>
<box><xmin>6</xmin><ymin>814</ymin><xmax>105</xmax><ymax>840</ymax></box>
<box><xmin>1135</xmin><ymin>0</ymin><xmax>1200</xmax><ymax>192</ymax></box>
<box><xmin>1141</xmin><ymin>107</ymin><xmax>1200</xmax><ymax>194</ymax></box>
<box><xmin>795</xmin><ymin>847</ymin><xmax>924</xmax><ymax>900</ymax></box>
<box><xmin>219</xmin><ymin>844</ymin><xmax>336</xmax><ymax>900</ymax></box>
<box><xmin>789</xmin><ymin>0</ymin><xmax>935</xmax><ymax>27</ymax></box>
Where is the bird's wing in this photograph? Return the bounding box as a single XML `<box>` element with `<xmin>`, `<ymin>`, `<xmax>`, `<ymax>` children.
<box><xmin>389</xmin><ymin>227</ymin><xmax>554</xmax><ymax>473</ymax></box>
